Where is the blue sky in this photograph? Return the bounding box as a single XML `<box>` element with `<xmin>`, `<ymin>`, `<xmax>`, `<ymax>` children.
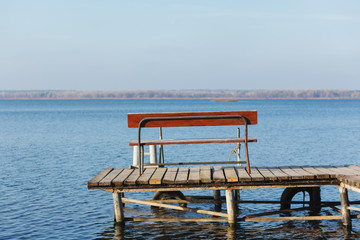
<box><xmin>1</xmin><ymin>0</ymin><xmax>359</xmax><ymax>90</ymax></box>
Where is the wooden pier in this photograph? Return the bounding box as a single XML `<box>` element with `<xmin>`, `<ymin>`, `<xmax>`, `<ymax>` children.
<box><xmin>88</xmin><ymin>110</ymin><xmax>360</xmax><ymax>228</ymax></box>
<box><xmin>88</xmin><ymin>165</ymin><xmax>360</xmax><ymax>227</ymax></box>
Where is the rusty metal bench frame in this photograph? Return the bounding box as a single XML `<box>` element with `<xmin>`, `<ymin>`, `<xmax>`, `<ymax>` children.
<box><xmin>127</xmin><ymin>111</ymin><xmax>257</xmax><ymax>174</ymax></box>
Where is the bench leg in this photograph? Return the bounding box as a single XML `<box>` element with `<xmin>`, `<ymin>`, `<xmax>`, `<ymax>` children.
<box><xmin>225</xmin><ymin>189</ymin><xmax>236</xmax><ymax>226</ymax></box>
<box><xmin>339</xmin><ymin>185</ymin><xmax>351</xmax><ymax>229</ymax></box>
<box><xmin>113</xmin><ymin>192</ymin><xmax>125</xmax><ymax>224</ymax></box>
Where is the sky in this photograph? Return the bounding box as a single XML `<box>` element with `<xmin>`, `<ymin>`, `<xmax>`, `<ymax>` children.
<box><xmin>1</xmin><ymin>0</ymin><xmax>359</xmax><ymax>91</ymax></box>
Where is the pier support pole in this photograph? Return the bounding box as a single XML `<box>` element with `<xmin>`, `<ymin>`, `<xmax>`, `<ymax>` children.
<box><xmin>225</xmin><ymin>189</ymin><xmax>236</xmax><ymax>226</ymax></box>
<box><xmin>213</xmin><ymin>190</ymin><xmax>221</xmax><ymax>210</ymax></box>
<box><xmin>113</xmin><ymin>192</ymin><xmax>125</xmax><ymax>224</ymax></box>
<box><xmin>339</xmin><ymin>185</ymin><xmax>351</xmax><ymax>229</ymax></box>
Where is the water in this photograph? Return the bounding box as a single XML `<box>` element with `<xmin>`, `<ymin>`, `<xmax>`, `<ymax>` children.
<box><xmin>0</xmin><ymin>99</ymin><xmax>359</xmax><ymax>239</ymax></box>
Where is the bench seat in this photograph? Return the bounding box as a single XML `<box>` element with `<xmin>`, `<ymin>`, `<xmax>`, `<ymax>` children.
<box><xmin>129</xmin><ymin>137</ymin><xmax>257</xmax><ymax>146</ymax></box>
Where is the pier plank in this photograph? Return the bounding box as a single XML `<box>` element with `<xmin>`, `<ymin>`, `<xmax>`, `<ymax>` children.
<box><xmin>347</xmin><ymin>165</ymin><xmax>360</xmax><ymax>174</ymax></box>
<box><xmin>257</xmin><ymin>167</ymin><xmax>278</xmax><ymax>181</ymax></box>
<box><xmin>234</xmin><ymin>167</ymin><xmax>252</xmax><ymax>182</ymax></box>
<box><xmin>266</xmin><ymin>167</ymin><xmax>290</xmax><ymax>181</ymax></box>
<box><xmin>124</xmin><ymin>169</ymin><xmax>141</xmax><ymax>185</ymax></box>
<box><xmin>332</xmin><ymin>166</ymin><xmax>360</xmax><ymax>176</ymax></box>
<box><xmin>99</xmin><ymin>168</ymin><xmax>124</xmax><ymax>187</ymax></box>
<box><xmin>224</xmin><ymin>166</ymin><xmax>239</xmax><ymax>182</ymax></box>
<box><xmin>312</xmin><ymin>166</ymin><xmax>338</xmax><ymax>178</ymax></box>
<box><xmin>137</xmin><ymin>168</ymin><xmax>156</xmax><ymax>185</ymax></box>
<box><xmin>248</xmin><ymin>167</ymin><xmax>264</xmax><ymax>181</ymax></box>
<box><xmin>88</xmin><ymin>168</ymin><xmax>114</xmax><ymax>188</ymax></box>
<box><xmin>175</xmin><ymin>167</ymin><xmax>189</xmax><ymax>184</ymax></box>
<box><xmin>113</xmin><ymin>168</ymin><xmax>135</xmax><ymax>186</ymax></box>
<box><xmin>213</xmin><ymin>166</ymin><xmax>226</xmax><ymax>183</ymax></box>
<box><xmin>149</xmin><ymin>168</ymin><xmax>167</xmax><ymax>185</ymax></box>
<box><xmin>200</xmin><ymin>166</ymin><xmax>212</xmax><ymax>183</ymax></box>
<box><xmin>289</xmin><ymin>167</ymin><xmax>315</xmax><ymax>179</ymax></box>
<box><xmin>278</xmin><ymin>167</ymin><xmax>303</xmax><ymax>180</ymax></box>
<box><xmin>188</xmin><ymin>167</ymin><xmax>201</xmax><ymax>184</ymax></box>
<box><xmin>163</xmin><ymin>167</ymin><xmax>178</xmax><ymax>184</ymax></box>
<box><xmin>300</xmin><ymin>167</ymin><xmax>330</xmax><ymax>179</ymax></box>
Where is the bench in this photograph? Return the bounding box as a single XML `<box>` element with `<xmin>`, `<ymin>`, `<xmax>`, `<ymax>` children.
<box><xmin>128</xmin><ymin>110</ymin><xmax>257</xmax><ymax>174</ymax></box>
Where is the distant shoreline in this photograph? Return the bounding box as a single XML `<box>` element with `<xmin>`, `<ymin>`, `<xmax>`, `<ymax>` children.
<box><xmin>1</xmin><ymin>90</ymin><xmax>360</xmax><ymax>100</ymax></box>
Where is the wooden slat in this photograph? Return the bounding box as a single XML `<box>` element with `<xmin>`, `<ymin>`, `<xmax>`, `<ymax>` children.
<box><xmin>129</xmin><ymin>137</ymin><xmax>257</xmax><ymax>146</ymax></box>
<box><xmin>301</xmin><ymin>166</ymin><xmax>330</xmax><ymax>179</ymax></box>
<box><xmin>128</xmin><ymin>111</ymin><xmax>257</xmax><ymax>128</ymax></box>
<box><xmin>124</xmin><ymin>169</ymin><xmax>141</xmax><ymax>185</ymax></box>
<box><xmin>137</xmin><ymin>168</ymin><xmax>156</xmax><ymax>185</ymax></box>
<box><xmin>87</xmin><ymin>168</ymin><xmax>113</xmax><ymax>188</ymax></box>
<box><xmin>312</xmin><ymin>166</ymin><xmax>339</xmax><ymax>178</ymax></box>
<box><xmin>234</xmin><ymin>167</ymin><xmax>252</xmax><ymax>182</ymax></box>
<box><xmin>256</xmin><ymin>167</ymin><xmax>278</xmax><ymax>181</ymax></box>
<box><xmin>188</xmin><ymin>167</ymin><xmax>201</xmax><ymax>184</ymax></box>
<box><xmin>223</xmin><ymin>166</ymin><xmax>239</xmax><ymax>182</ymax></box>
<box><xmin>200</xmin><ymin>166</ymin><xmax>212</xmax><ymax>183</ymax></box>
<box><xmin>278</xmin><ymin>167</ymin><xmax>304</xmax><ymax>180</ymax></box>
<box><xmin>175</xmin><ymin>167</ymin><xmax>189</xmax><ymax>184</ymax></box>
<box><xmin>248</xmin><ymin>167</ymin><xmax>264</xmax><ymax>181</ymax></box>
<box><xmin>99</xmin><ymin>168</ymin><xmax>124</xmax><ymax>187</ymax></box>
<box><xmin>267</xmin><ymin>167</ymin><xmax>290</xmax><ymax>181</ymax></box>
<box><xmin>289</xmin><ymin>167</ymin><xmax>316</xmax><ymax>180</ymax></box>
<box><xmin>332</xmin><ymin>166</ymin><xmax>360</xmax><ymax>175</ymax></box>
<box><xmin>347</xmin><ymin>165</ymin><xmax>360</xmax><ymax>174</ymax></box>
<box><xmin>149</xmin><ymin>168</ymin><xmax>167</xmax><ymax>185</ymax></box>
<box><xmin>163</xmin><ymin>167</ymin><xmax>178</xmax><ymax>184</ymax></box>
<box><xmin>113</xmin><ymin>168</ymin><xmax>135</xmax><ymax>186</ymax></box>
<box><xmin>213</xmin><ymin>166</ymin><xmax>226</xmax><ymax>183</ymax></box>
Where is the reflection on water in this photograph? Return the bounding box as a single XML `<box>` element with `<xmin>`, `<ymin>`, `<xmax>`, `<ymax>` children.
<box><xmin>94</xmin><ymin>201</ymin><xmax>360</xmax><ymax>240</ymax></box>
<box><xmin>96</xmin><ymin>217</ymin><xmax>360</xmax><ymax>240</ymax></box>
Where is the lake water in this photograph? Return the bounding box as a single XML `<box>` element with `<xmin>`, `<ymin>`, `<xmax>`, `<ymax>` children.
<box><xmin>1</xmin><ymin>99</ymin><xmax>360</xmax><ymax>239</ymax></box>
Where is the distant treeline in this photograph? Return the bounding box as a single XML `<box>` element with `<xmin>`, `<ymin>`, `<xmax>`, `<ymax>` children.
<box><xmin>1</xmin><ymin>90</ymin><xmax>360</xmax><ymax>100</ymax></box>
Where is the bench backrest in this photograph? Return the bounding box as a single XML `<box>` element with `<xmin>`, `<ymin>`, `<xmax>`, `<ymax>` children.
<box><xmin>128</xmin><ymin>111</ymin><xmax>257</xmax><ymax>128</ymax></box>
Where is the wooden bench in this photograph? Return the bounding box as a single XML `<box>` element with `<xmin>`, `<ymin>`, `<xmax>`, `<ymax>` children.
<box><xmin>127</xmin><ymin>111</ymin><xmax>257</xmax><ymax>174</ymax></box>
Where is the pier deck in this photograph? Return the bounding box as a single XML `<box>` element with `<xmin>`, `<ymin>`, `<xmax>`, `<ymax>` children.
<box><xmin>88</xmin><ymin>165</ymin><xmax>360</xmax><ymax>191</ymax></box>
<box><xmin>88</xmin><ymin>165</ymin><xmax>360</xmax><ymax>227</ymax></box>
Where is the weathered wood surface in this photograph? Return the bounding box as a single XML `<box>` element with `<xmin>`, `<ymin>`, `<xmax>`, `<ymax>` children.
<box><xmin>224</xmin><ymin>166</ymin><xmax>239</xmax><ymax>183</ymax></box>
<box><xmin>200</xmin><ymin>166</ymin><xmax>212</xmax><ymax>183</ymax></box>
<box><xmin>113</xmin><ymin>168</ymin><xmax>134</xmax><ymax>186</ymax></box>
<box><xmin>99</xmin><ymin>168</ymin><xmax>123</xmax><ymax>187</ymax></box>
<box><xmin>213</xmin><ymin>166</ymin><xmax>226</xmax><ymax>183</ymax></box>
<box><xmin>124</xmin><ymin>169</ymin><xmax>141</xmax><ymax>185</ymax></box>
<box><xmin>88</xmin><ymin>165</ymin><xmax>360</xmax><ymax>190</ymax></box>
<box><xmin>136</xmin><ymin>168</ymin><xmax>156</xmax><ymax>185</ymax></box>
<box><xmin>175</xmin><ymin>167</ymin><xmax>189</xmax><ymax>184</ymax></box>
<box><xmin>88</xmin><ymin>168</ymin><xmax>113</xmax><ymax>188</ymax></box>
<box><xmin>128</xmin><ymin>110</ymin><xmax>258</xmax><ymax>128</ymax></box>
<box><xmin>163</xmin><ymin>167</ymin><xmax>178</xmax><ymax>184</ymax></box>
<box><xmin>149</xmin><ymin>167</ymin><xmax>167</xmax><ymax>185</ymax></box>
<box><xmin>129</xmin><ymin>137</ymin><xmax>257</xmax><ymax>146</ymax></box>
<box><xmin>188</xmin><ymin>167</ymin><xmax>201</xmax><ymax>184</ymax></box>
<box><xmin>338</xmin><ymin>175</ymin><xmax>360</xmax><ymax>187</ymax></box>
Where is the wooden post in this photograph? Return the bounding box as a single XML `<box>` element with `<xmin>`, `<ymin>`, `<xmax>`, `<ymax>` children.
<box><xmin>235</xmin><ymin>190</ymin><xmax>240</xmax><ymax>201</ymax></box>
<box><xmin>339</xmin><ymin>185</ymin><xmax>351</xmax><ymax>229</ymax></box>
<box><xmin>113</xmin><ymin>192</ymin><xmax>125</xmax><ymax>224</ymax></box>
<box><xmin>225</xmin><ymin>189</ymin><xmax>236</xmax><ymax>226</ymax></box>
<box><xmin>213</xmin><ymin>190</ymin><xmax>221</xmax><ymax>210</ymax></box>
